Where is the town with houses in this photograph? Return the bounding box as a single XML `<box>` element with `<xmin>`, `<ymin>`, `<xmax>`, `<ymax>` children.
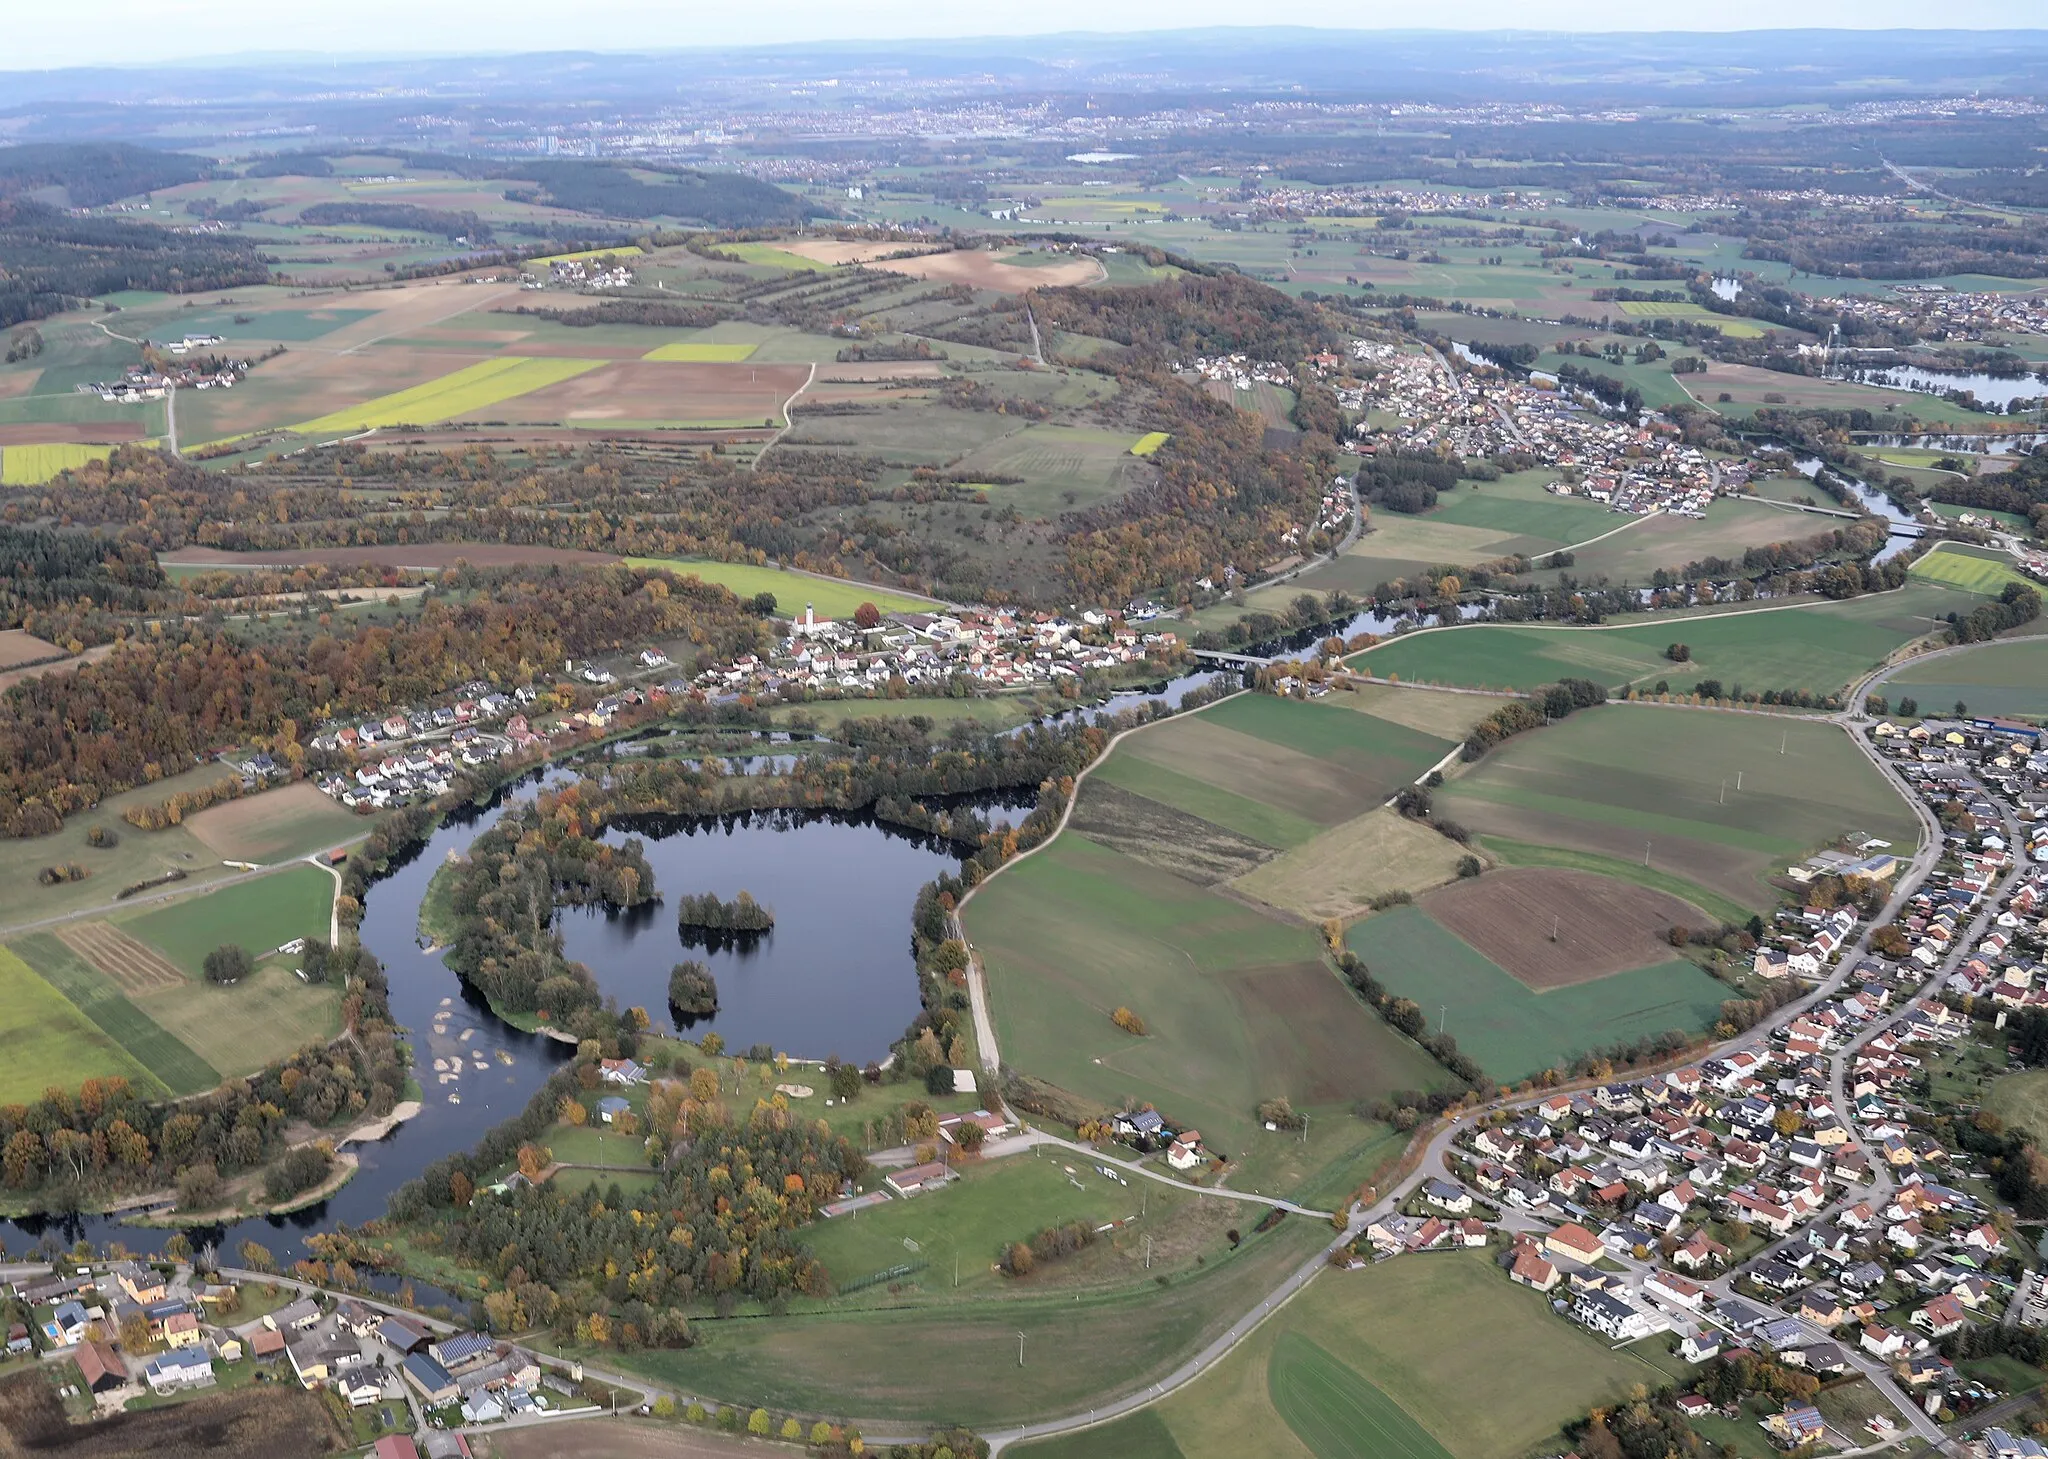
<box><xmin>3</xmin><ymin>1254</ymin><xmax>618</xmax><ymax>1454</ymax></box>
<box><xmin>1341</xmin><ymin>712</ymin><xmax>2048</xmax><ymax>1454</ymax></box>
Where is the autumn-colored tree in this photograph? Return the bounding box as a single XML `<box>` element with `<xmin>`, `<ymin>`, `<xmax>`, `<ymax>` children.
<box><xmin>517</xmin><ymin>1144</ymin><xmax>552</xmax><ymax>1180</ymax></box>
<box><xmin>748</xmin><ymin>1408</ymin><xmax>772</xmax><ymax>1435</ymax></box>
<box><xmin>561</xmin><ymin>1098</ymin><xmax>589</xmax><ymax>1127</ymax></box>
<box><xmin>853</xmin><ymin>602</ymin><xmax>882</xmax><ymax>630</ymax></box>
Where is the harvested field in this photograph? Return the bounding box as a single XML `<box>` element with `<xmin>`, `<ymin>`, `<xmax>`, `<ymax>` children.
<box><xmin>456</xmin><ymin>359</ymin><xmax>808</xmax><ymax>425</ymax></box>
<box><xmin>0</xmin><ymin>1369</ymin><xmax>343</xmax><ymax>1459</ymax></box>
<box><xmin>0</xmin><ymin>421</ymin><xmax>147</xmax><ymax>443</ymax></box>
<box><xmin>162</xmin><ymin>543</ymin><xmax>619</xmax><ymax>570</ymax></box>
<box><xmin>1332</xmin><ymin>683</ymin><xmax>1515</xmax><ymax>740</ymax></box>
<box><xmin>185</xmin><ymin>781</ymin><xmax>365</xmax><ymax>863</ymax></box>
<box><xmin>1231</xmin><ymin>808</ymin><xmax>1475</xmax><ymax>923</ymax></box>
<box><xmin>1419</xmin><ymin>867</ymin><xmax>1707</xmax><ymax>989</ymax></box>
<box><xmin>289</xmin><ymin>355</ymin><xmax>604</xmax><ymax>434</ymax></box>
<box><xmin>58</xmin><ymin>920</ymin><xmax>184</xmax><ymax>994</ymax></box>
<box><xmin>863</xmin><ymin>248</ymin><xmax>1105</xmax><ymax>294</ymax></box>
<box><xmin>1068</xmin><ymin>778</ymin><xmax>1279</xmax><ymax>884</ymax></box>
<box><xmin>0</xmin><ymin>629</ymin><xmax>63</xmax><ymax>668</ymax></box>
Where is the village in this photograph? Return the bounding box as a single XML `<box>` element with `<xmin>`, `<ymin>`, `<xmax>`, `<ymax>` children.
<box><xmin>1343</xmin><ymin>337</ymin><xmax>1725</xmax><ymax>515</ymax></box>
<box><xmin>3</xmin><ymin>1255</ymin><xmax>612</xmax><ymax>1453</ymax></box>
<box><xmin>1344</xmin><ymin>713</ymin><xmax>2048</xmax><ymax>1454</ymax></box>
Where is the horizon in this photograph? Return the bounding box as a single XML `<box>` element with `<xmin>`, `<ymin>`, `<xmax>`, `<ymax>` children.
<box><xmin>8</xmin><ymin>11</ymin><xmax>2048</xmax><ymax>74</ymax></box>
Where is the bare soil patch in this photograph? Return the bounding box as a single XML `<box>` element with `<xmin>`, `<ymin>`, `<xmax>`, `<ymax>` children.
<box><xmin>0</xmin><ymin>641</ymin><xmax>115</xmax><ymax>693</ymax></box>
<box><xmin>482</xmin><ymin>1420</ymin><xmax>763</xmax><ymax>1459</ymax></box>
<box><xmin>864</xmin><ymin>249</ymin><xmax>1104</xmax><ymax>295</ymax></box>
<box><xmin>458</xmin><ymin>359</ymin><xmax>808</xmax><ymax>424</ymax></box>
<box><xmin>1068</xmin><ymin>778</ymin><xmax>1278</xmax><ymax>885</ymax></box>
<box><xmin>0</xmin><ymin>371</ymin><xmax>38</xmax><ymax>401</ymax></box>
<box><xmin>0</xmin><ymin>629</ymin><xmax>64</xmax><ymax>668</ymax></box>
<box><xmin>163</xmin><ymin>543</ymin><xmax>620</xmax><ymax>569</ymax></box>
<box><xmin>59</xmin><ymin>920</ymin><xmax>185</xmax><ymax>994</ymax></box>
<box><xmin>1420</xmin><ymin>867</ymin><xmax>1705</xmax><ymax>989</ymax></box>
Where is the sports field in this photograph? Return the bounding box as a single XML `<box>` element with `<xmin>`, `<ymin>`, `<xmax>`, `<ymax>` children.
<box><xmin>1347</xmin><ymin>904</ymin><xmax>1726</xmax><ymax>1080</ymax></box>
<box><xmin>1884</xmin><ymin>639</ymin><xmax>2048</xmax><ymax>719</ymax></box>
<box><xmin>288</xmin><ymin>356</ymin><xmax>604</xmax><ymax>435</ymax></box>
<box><xmin>0</xmin><ymin>943</ymin><xmax>168</xmax><ymax>1104</ymax></box>
<box><xmin>621</xmin><ymin>557</ymin><xmax>939</xmax><ymax>618</ymax></box>
<box><xmin>969</xmin><ymin>831</ymin><xmax>1449</xmax><ymax>1176</ymax></box>
<box><xmin>1908</xmin><ymin>543</ymin><xmax>2032</xmax><ymax>596</ymax></box>
<box><xmin>1011</xmin><ymin>1250</ymin><xmax>1675</xmax><ymax>1459</ymax></box>
<box><xmin>0</xmin><ymin>442</ymin><xmax>116</xmax><ymax>485</ymax></box>
<box><xmin>1437</xmin><ymin>706</ymin><xmax>1921</xmax><ymax>915</ymax></box>
<box><xmin>1348</xmin><ymin>586</ymin><xmax>1974</xmax><ymax>696</ymax></box>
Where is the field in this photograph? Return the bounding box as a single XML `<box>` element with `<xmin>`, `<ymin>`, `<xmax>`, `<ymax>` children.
<box><xmin>801</xmin><ymin>1155</ymin><xmax>1173</xmax><ymax>1295</ymax></box>
<box><xmin>0</xmin><ymin>442</ymin><xmax>115</xmax><ymax>484</ymax></box>
<box><xmin>1131</xmin><ymin>431</ymin><xmax>1171</xmax><ymax>455</ymax></box>
<box><xmin>0</xmin><ymin>630</ymin><xmax>64</xmax><ymax>668</ymax></box>
<box><xmin>858</xmin><ymin>247</ymin><xmax>1104</xmax><ymax>293</ymax></box>
<box><xmin>1421</xmin><ymin>868</ymin><xmax>1708</xmax><ymax>988</ymax></box>
<box><xmin>1908</xmin><ymin>543</ymin><xmax>2032</xmax><ymax>595</ymax></box>
<box><xmin>609</xmin><ymin>1208</ymin><xmax>1331</xmax><ymax>1427</ymax></box>
<box><xmin>287</xmin><ymin>356</ymin><xmax>603</xmax><ymax>435</ymax></box>
<box><xmin>622</xmin><ymin>557</ymin><xmax>939</xmax><ymax>617</ymax></box>
<box><xmin>120</xmin><ymin>863</ymin><xmax>336</xmax><ymax>976</ymax></box>
<box><xmin>969</xmin><ymin>830</ymin><xmax>1449</xmax><ymax>1180</ymax></box>
<box><xmin>1011</xmin><ymin>1250</ymin><xmax>1678</xmax><ymax>1459</ymax></box>
<box><xmin>182</xmin><ymin>781</ymin><xmax>365</xmax><ymax>863</ymax></box>
<box><xmin>1436</xmin><ymin>706</ymin><xmax>1921</xmax><ymax>916</ymax></box>
<box><xmin>641</xmin><ymin>342</ymin><xmax>760</xmax><ymax>363</ymax></box>
<box><xmin>0</xmin><ymin>943</ymin><xmax>166</xmax><ymax>1104</ymax></box>
<box><xmin>164</xmin><ymin>543</ymin><xmax>618</xmax><ymax>571</ymax></box>
<box><xmin>1347</xmin><ymin>586</ymin><xmax>1978</xmax><ymax>697</ymax></box>
<box><xmin>1680</xmin><ymin>360</ymin><xmax>1999</xmax><ymax>427</ymax></box>
<box><xmin>1985</xmin><ymin>1069</ymin><xmax>2048</xmax><ymax>1143</ymax></box>
<box><xmin>1347</xmin><ymin>904</ymin><xmax>1728</xmax><ymax>1081</ymax></box>
<box><xmin>710</xmin><ymin>241</ymin><xmax>836</xmax><ymax>271</ymax></box>
<box><xmin>1885</xmin><ymin>639</ymin><xmax>2048</xmax><ymax>718</ymax></box>
<box><xmin>1616</xmin><ymin>300</ymin><xmax>1767</xmax><ymax>338</ymax></box>
<box><xmin>0</xmin><ymin>1369</ymin><xmax>343</xmax><ymax>1458</ymax></box>
<box><xmin>1229</xmin><ymin>809</ymin><xmax>1475</xmax><ymax>923</ymax></box>
<box><xmin>452</xmin><ymin>358</ymin><xmax>806</xmax><ymax>427</ymax></box>
<box><xmin>10</xmin><ymin>932</ymin><xmax>220</xmax><ymax>1095</ymax></box>
<box><xmin>955</xmin><ymin>423</ymin><xmax>1150</xmax><ymax>517</ymax></box>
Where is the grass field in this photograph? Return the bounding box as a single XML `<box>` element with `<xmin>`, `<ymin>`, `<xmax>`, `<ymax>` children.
<box><xmin>528</xmin><ymin>245</ymin><xmax>645</xmax><ymax>267</ymax></box>
<box><xmin>183</xmin><ymin>782</ymin><xmax>364</xmax><ymax>863</ymax></box>
<box><xmin>1011</xmin><ymin>1250</ymin><xmax>1679</xmax><ymax>1459</ymax></box>
<box><xmin>609</xmin><ymin>1207</ymin><xmax>1331</xmax><ymax>1427</ymax></box>
<box><xmin>970</xmin><ymin>828</ymin><xmax>1449</xmax><ymax>1180</ymax></box>
<box><xmin>288</xmin><ymin>356</ymin><xmax>603</xmax><ymax>435</ymax></box>
<box><xmin>640</xmin><ymin>342</ymin><xmax>760</xmax><ymax>363</ymax></box>
<box><xmin>0</xmin><ymin>442</ymin><xmax>116</xmax><ymax>485</ymax></box>
<box><xmin>956</xmin><ymin>424</ymin><xmax>1144</xmax><ymax>517</ymax></box>
<box><xmin>0</xmin><ymin>943</ymin><xmax>169</xmax><ymax>1103</ymax></box>
<box><xmin>621</xmin><ymin>557</ymin><xmax>938</xmax><ymax>617</ymax></box>
<box><xmin>9</xmin><ymin>933</ymin><xmax>220</xmax><ymax>1095</ymax></box>
<box><xmin>802</xmin><ymin>1156</ymin><xmax>1175</xmax><ymax>1295</ymax></box>
<box><xmin>1348</xmin><ymin>586</ymin><xmax>1976</xmax><ymax>697</ymax></box>
<box><xmin>1884</xmin><ymin>639</ymin><xmax>2048</xmax><ymax>719</ymax></box>
<box><xmin>1615</xmin><ymin>300</ymin><xmax>1767</xmax><ymax>338</ymax></box>
<box><xmin>1438</xmin><ymin>706</ymin><xmax>1921</xmax><ymax>915</ymax></box>
<box><xmin>711</xmin><ymin>242</ymin><xmax>835</xmax><ymax>271</ymax></box>
<box><xmin>121</xmin><ymin>864</ymin><xmax>335</xmax><ymax>977</ymax></box>
<box><xmin>1986</xmin><ymin>1069</ymin><xmax>2048</xmax><ymax>1144</ymax></box>
<box><xmin>1908</xmin><ymin>544</ymin><xmax>2032</xmax><ymax>596</ymax></box>
<box><xmin>1347</xmin><ymin>904</ymin><xmax>1726</xmax><ymax>1080</ymax></box>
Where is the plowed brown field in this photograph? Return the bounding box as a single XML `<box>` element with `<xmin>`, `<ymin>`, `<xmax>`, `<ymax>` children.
<box><xmin>58</xmin><ymin>921</ymin><xmax>185</xmax><ymax>994</ymax></box>
<box><xmin>1419</xmin><ymin>867</ymin><xmax>1706</xmax><ymax>989</ymax></box>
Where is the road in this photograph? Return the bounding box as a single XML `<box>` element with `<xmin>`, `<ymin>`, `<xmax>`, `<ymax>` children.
<box><xmin>751</xmin><ymin>361</ymin><xmax>817</xmax><ymax>472</ymax></box>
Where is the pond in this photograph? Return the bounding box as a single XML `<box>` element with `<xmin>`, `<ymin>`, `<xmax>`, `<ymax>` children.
<box><xmin>1830</xmin><ymin>363</ymin><xmax>2048</xmax><ymax>411</ymax></box>
<box><xmin>5</xmin><ymin>769</ymin><xmax>1015</xmax><ymax>1271</ymax></box>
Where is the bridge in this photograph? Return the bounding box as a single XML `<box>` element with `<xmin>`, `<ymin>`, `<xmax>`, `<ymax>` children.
<box><xmin>1188</xmin><ymin>649</ymin><xmax>1275</xmax><ymax>667</ymax></box>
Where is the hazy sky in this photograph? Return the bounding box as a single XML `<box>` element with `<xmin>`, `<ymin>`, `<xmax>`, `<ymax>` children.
<box><xmin>9</xmin><ymin>1</ymin><xmax>2045</xmax><ymax>71</ymax></box>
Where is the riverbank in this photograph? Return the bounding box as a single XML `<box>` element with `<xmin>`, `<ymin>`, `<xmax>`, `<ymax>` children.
<box><xmin>123</xmin><ymin>1150</ymin><xmax>361</xmax><ymax>1228</ymax></box>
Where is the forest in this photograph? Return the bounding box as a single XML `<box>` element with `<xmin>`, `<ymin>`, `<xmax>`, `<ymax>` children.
<box><xmin>0</xmin><ymin>198</ymin><xmax>269</xmax><ymax>328</ymax></box>
<box><xmin>296</xmin><ymin>202</ymin><xmax>493</xmax><ymax>241</ymax></box>
<box><xmin>0</xmin><ymin>142</ymin><xmax>212</xmax><ymax>207</ymax></box>
<box><xmin>0</xmin><ymin>561</ymin><xmax>771</xmax><ymax>835</ymax></box>
<box><xmin>506</xmin><ymin>161</ymin><xmax>825</xmax><ymax>227</ymax></box>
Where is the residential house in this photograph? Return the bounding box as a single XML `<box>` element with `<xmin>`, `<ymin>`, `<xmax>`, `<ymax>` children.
<box><xmin>1422</xmin><ymin>1178</ymin><xmax>1472</xmax><ymax>1214</ymax></box>
<box><xmin>1511</xmin><ymin>1250</ymin><xmax>1560</xmax><ymax>1293</ymax></box>
<box><xmin>1764</xmin><ymin>1406</ymin><xmax>1826</xmax><ymax>1448</ymax></box>
<box><xmin>143</xmin><ymin>1349</ymin><xmax>215</xmax><ymax>1395</ymax></box>
<box><xmin>1573</xmin><ymin>1289</ymin><xmax>1658</xmax><ymax>1342</ymax></box>
<box><xmin>1860</xmin><ymin>1324</ymin><xmax>1908</xmax><ymax>1359</ymax></box>
<box><xmin>402</xmin><ymin>1354</ymin><xmax>460</xmax><ymax>1405</ymax></box>
<box><xmin>266</xmin><ymin>1298</ymin><xmax>322</xmax><ymax>1333</ymax></box>
<box><xmin>1166</xmin><ymin>1132</ymin><xmax>1205</xmax><ymax>1171</ymax></box>
<box><xmin>1912</xmin><ymin>1294</ymin><xmax>1966</xmax><ymax>1338</ymax></box>
<box><xmin>1545</xmin><ymin>1223</ymin><xmax>1606</xmax><ymax>1267</ymax></box>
